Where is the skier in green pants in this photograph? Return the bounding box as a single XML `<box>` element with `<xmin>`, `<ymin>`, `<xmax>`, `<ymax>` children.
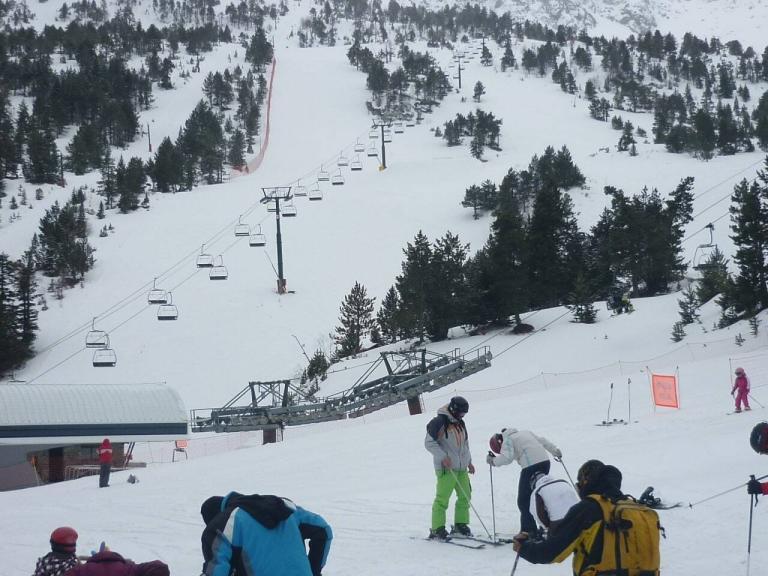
<box><xmin>425</xmin><ymin>396</ymin><xmax>475</xmax><ymax>539</ymax></box>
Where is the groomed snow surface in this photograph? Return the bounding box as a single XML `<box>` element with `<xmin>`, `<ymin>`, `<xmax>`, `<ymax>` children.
<box><xmin>1</xmin><ymin>1</ymin><xmax>768</xmax><ymax>574</ymax></box>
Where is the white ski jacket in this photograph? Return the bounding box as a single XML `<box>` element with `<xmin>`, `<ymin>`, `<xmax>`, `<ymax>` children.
<box><xmin>491</xmin><ymin>428</ymin><xmax>561</xmax><ymax>469</ymax></box>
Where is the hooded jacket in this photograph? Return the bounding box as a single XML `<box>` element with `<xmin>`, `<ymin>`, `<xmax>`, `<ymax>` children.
<box><xmin>492</xmin><ymin>428</ymin><xmax>560</xmax><ymax>469</ymax></box>
<box><xmin>201</xmin><ymin>492</ymin><xmax>332</xmax><ymax>576</ymax></box>
<box><xmin>97</xmin><ymin>440</ymin><xmax>112</xmax><ymax>465</ymax></box>
<box><xmin>424</xmin><ymin>405</ymin><xmax>473</xmax><ymax>471</ymax></box>
<box><xmin>63</xmin><ymin>551</ymin><xmax>168</xmax><ymax>576</ymax></box>
<box><xmin>518</xmin><ymin>464</ymin><xmax>626</xmax><ymax>575</ymax></box>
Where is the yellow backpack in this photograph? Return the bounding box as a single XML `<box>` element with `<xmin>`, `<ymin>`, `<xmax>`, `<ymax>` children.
<box><xmin>581</xmin><ymin>495</ymin><xmax>662</xmax><ymax>576</ymax></box>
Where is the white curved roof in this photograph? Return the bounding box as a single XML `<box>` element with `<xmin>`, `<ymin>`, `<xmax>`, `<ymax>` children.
<box><xmin>0</xmin><ymin>383</ymin><xmax>188</xmax><ymax>444</ymax></box>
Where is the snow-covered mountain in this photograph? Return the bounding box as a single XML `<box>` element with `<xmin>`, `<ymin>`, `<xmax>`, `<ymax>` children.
<box><xmin>434</xmin><ymin>0</ymin><xmax>768</xmax><ymax>48</ymax></box>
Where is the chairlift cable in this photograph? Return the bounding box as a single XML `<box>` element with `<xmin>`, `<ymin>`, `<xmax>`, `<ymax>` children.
<box><xmin>691</xmin><ymin>157</ymin><xmax>764</xmax><ymax>201</ymax></box>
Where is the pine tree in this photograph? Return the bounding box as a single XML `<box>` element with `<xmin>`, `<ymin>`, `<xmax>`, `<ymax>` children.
<box><xmin>462</xmin><ymin>184</ymin><xmax>483</xmax><ymax>219</ymax></box>
<box><xmin>677</xmin><ymin>286</ymin><xmax>700</xmax><ymax>324</ymax></box>
<box><xmin>568</xmin><ymin>272</ymin><xmax>598</xmax><ymax>323</ymax></box>
<box><xmin>500</xmin><ymin>42</ymin><xmax>517</xmax><ymax>71</ymax></box>
<box><xmin>15</xmin><ymin>249</ymin><xmax>38</xmax><ymax>350</ymax></box>
<box><xmin>228</xmin><ymin>129</ymin><xmax>246</xmax><ymax>167</ymax></box>
<box><xmin>618</xmin><ymin>121</ymin><xmax>636</xmax><ymax>151</ymax></box>
<box><xmin>396</xmin><ymin>231</ymin><xmax>432</xmax><ymax>341</ymax></box>
<box><xmin>670</xmin><ymin>321</ymin><xmax>685</xmax><ymax>342</ymax></box>
<box><xmin>0</xmin><ymin>254</ymin><xmax>21</xmax><ymax>376</ymax></box>
<box><xmin>473</xmin><ymin>81</ymin><xmax>485</xmax><ymax>102</ymax></box>
<box><xmin>483</xmin><ymin>196</ymin><xmax>529</xmax><ymax>325</ymax></box>
<box><xmin>753</xmin><ymin>91</ymin><xmax>768</xmax><ymax>150</ymax></box>
<box><xmin>527</xmin><ymin>182</ymin><xmax>581</xmax><ymax>308</ymax></box>
<box><xmin>306</xmin><ymin>349</ymin><xmax>329</xmax><ymax>382</ymax></box>
<box><xmin>376</xmin><ymin>286</ymin><xmax>401</xmax><ymax>344</ymax></box>
<box><xmin>98</xmin><ymin>149</ymin><xmax>117</xmax><ymax>208</ymax></box>
<box><xmin>728</xmin><ymin>170</ymin><xmax>768</xmax><ymax>314</ymax></box>
<box><xmin>426</xmin><ymin>232</ymin><xmax>469</xmax><ymax>340</ymax></box>
<box><xmin>334</xmin><ymin>281</ymin><xmax>376</xmax><ymax>357</ymax></box>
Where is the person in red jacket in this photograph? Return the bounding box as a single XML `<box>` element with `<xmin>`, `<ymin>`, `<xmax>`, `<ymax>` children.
<box><xmin>731</xmin><ymin>367</ymin><xmax>751</xmax><ymax>413</ymax></box>
<box><xmin>97</xmin><ymin>439</ymin><xmax>113</xmax><ymax>488</ymax></box>
<box><xmin>748</xmin><ymin>422</ymin><xmax>768</xmax><ymax>496</ymax></box>
<box><xmin>63</xmin><ymin>550</ymin><xmax>168</xmax><ymax>576</ymax></box>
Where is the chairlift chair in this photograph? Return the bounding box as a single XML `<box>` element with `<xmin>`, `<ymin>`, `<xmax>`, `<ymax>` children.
<box><xmin>337</xmin><ymin>153</ymin><xmax>349</xmax><ymax>167</ymax></box>
<box><xmin>249</xmin><ymin>225</ymin><xmax>267</xmax><ymax>246</ymax></box>
<box><xmin>85</xmin><ymin>318</ymin><xmax>109</xmax><ymax>348</ymax></box>
<box><xmin>92</xmin><ymin>337</ymin><xmax>116</xmax><ymax>367</ymax></box>
<box><xmin>293</xmin><ymin>182</ymin><xmax>307</xmax><ymax>197</ymax></box>
<box><xmin>350</xmin><ymin>155</ymin><xmax>363</xmax><ymax>171</ymax></box>
<box><xmin>147</xmin><ymin>278</ymin><xmax>168</xmax><ymax>304</ymax></box>
<box><xmin>283</xmin><ymin>203</ymin><xmax>297</xmax><ymax>217</ymax></box>
<box><xmin>369</xmin><ymin>128</ymin><xmax>379</xmax><ymax>139</ymax></box>
<box><xmin>331</xmin><ymin>170</ymin><xmax>345</xmax><ymax>186</ymax></box>
<box><xmin>308</xmin><ymin>184</ymin><xmax>323</xmax><ymax>201</ymax></box>
<box><xmin>354</xmin><ymin>140</ymin><xmax>366</xmax><ymax>153</ymax></box>
<box><xmin>209</xmin><ymin>256</ymin><xmax>228</xmax><ymax>280</ymax></box>
<box><xmin>383</xmin><ymin>132</ymin><xmax>392</xmax><ymax>143</ymax></box>
<box><xmin>692</xmin><ymin>223</ymin><xmax>718</xmax><ymax>271</ymax></box>
<box><xmin>157</xmin><ymin>292</ymin><xmax>179</xmax><ymax>321</ymax></box>
<box><xmin>367</xmin><ymin>143</ymin><xmax>378</xmax><ymax>157</ymax></box>
<box><xmin>234</xmin><ymin>215</ymin><xmax>250</xmax><ymax>237</ymax></box>
<box><xmin>196</xmin><ymin>245</ymin><xmax>214</xmax><ymax>268</ymax></box>
<box><xmin>318</xmin><ymin>166</ymin><xmax>330</xmax><ymax>181</ymax></box>
<box><xmin>405</xmin><ymin>118</ymin><xmax>415</xmax><ymax>127</ymax></box>
<box><xmin>394</xmin><ymin>122</ymin><xmax>404</xmax><ymax>134</ymax></box>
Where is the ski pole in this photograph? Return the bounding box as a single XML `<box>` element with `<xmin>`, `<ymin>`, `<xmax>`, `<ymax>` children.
<box><xmin>510</xmin><ymin>551</ymin><xmax>520</xmax><ymax>576</ymax></box>
<box><xmin>489</xmin><ymin>451</ymin><xmax>497</xmax><ymax>543</ymax></box>
<box><xmin>749</xmin><ymin>393</ymin><xmax>765</xmax><ymax>409</ymax></box>
<box><xmin>747</xmin><ymin>478</ymin><xmax>756</xmax><ymax>576</ymax></box>
<box><xmin>556</xmin><ymin>457</ymin><xmax>576</xmax><ymax>488</ymax></box>
<box><xmin>449</xmin><ymin>468</ymin><xmax>493</xmax><ymax>539</ymax></box>
<box><xmin>627</xmin><ymin>377</ymin><xmax>632</xmax><ymax>424</ymax></box>
<box><xmin>689</xmin><ymin>473</ymin><xmax>768</xmax><ymax>508</ymax></box>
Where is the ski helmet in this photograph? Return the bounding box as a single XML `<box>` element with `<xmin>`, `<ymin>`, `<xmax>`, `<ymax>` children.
<box><xmin>735</xmin><ymin>367</ymin><xmax>745</xmax><ymax>376</ymax></box>
<box><xmin>489</xmin><ymin>433</ymin><xmax>503</xmax><ymax>454</ymax></box>
<box><xmin>448</xmin><ymin>396</ymin><xmax>469</xmax><ymax>417</ymax></box>
<box><xmin>50</xmin><ymin>527</ymin><xmax>78</xmax><ymax>553</ymax></box>
<box><xmin>750</xmin><ymin>422</ymin><xmax>768</xmax><ymax>455</ymax></box>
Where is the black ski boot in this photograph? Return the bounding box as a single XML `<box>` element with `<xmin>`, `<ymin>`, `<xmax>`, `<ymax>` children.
<box><xmin>451</xmin><ymin>523</ymin><xmax>472</xmax><ymax>537</ymax></box>
<box><xmin>428</xmin><ymin>526</ymin><xmax>449</xmax><ymax>540</ymax></box>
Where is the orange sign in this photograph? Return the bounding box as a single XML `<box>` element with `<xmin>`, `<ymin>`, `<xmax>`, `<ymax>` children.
<box><xmin>651</xmin><ymin>374</ymin><xmax>679</xmax><ymax>408</ymax></box>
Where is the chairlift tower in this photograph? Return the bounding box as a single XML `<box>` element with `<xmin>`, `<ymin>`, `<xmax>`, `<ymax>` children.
<box><xmin>371</xmin><ymin>121</ymin><xmax>392</xmax><ymax>169</ymax></box>
<box><xmin>453</xmin><ymin>52</ymin><xmax>465</xmax><ymax>89</ymax></box>
<box><xmin>261</xmin><ymin>186</ymin><xmax>293</xmax><ymax>294</ymax></box>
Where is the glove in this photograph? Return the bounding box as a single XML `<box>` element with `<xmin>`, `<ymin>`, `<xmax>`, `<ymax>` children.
<box><xmin>468</xmin><ymin>463</ymin><xmax>475</xmax><ymax>474</ymax></box>
<box><xmin>554</xmin><ymin>449</ymin><xmax>562</xmax><ymax>459</ymax></box>
<box><xmin>748</xmin><ymin>478</ymin><xmax>763</xmax><ymax>495</ymax></box>
<box><xmin>441</xmin><ymin>456</ymin><xmax>452</xmax><ymax>468</ymax></box>
<box><xmin>512</xmin><ymin>531</ymin><xmax>528</xmax><ymax>552</ymax></box>
<box><xmin>486</xmin><ymin>454</ymin><xmax>495</xmax><ymax>466</ymax></box>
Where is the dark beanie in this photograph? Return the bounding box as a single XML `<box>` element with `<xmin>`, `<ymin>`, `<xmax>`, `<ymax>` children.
<box><xmin>201</xmin><ymin>496</ymin><xmax>224</xmax><ymax>525</ymax></box>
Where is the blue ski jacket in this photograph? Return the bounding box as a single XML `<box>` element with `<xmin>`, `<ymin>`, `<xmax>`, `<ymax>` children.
<box><xmin>201</xmin><ymin>492</ymin><xmax>332</xmax><ymax>576</ymax></box>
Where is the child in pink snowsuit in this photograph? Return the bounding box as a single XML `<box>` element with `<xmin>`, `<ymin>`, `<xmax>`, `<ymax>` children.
<box><xmin>731</xmin><ymin>367</ymin><xmax>751</xmax><ymax>412</ymax></box>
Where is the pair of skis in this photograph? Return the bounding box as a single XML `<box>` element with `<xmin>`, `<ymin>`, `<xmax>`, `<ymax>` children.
<box><xmin>416</xmin><ymin>534</ymin><xmax>514</xmax><ymax>549</ymax></box>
